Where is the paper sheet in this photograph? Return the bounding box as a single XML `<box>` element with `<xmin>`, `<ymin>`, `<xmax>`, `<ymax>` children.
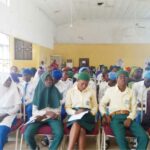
<box><xmin>68</xmin><ymin>111</ymin><xmax>88</xmax><ymax>122</ymax></box>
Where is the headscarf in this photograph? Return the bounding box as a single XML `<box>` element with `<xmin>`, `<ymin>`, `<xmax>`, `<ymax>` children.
<box><xmin>129</xmin><ymin>66</ymin><xmax>138</xmax><ymax>78</ymax></box>
<box><xmin>125</xmin><ymin>67</ymin><xmax>131</xmax><ymax>73</ymax></box>
<box><xmin>32</xmin><ymin>72</ymin><xmax>62</xmax><ymax>110</ymax></box>
<box><xmin>22</xmin><ymin>68</ymin><xmax>33</xmax><ymax>76</ymax></box>
<box><xmin>0</xmin><ymin>73</ymin><xmax>21</xmax><ymax>109</ymax></box>
<box><xmin>116</xmin><ymin>70</ymin><xmax>129</xmax><ymax>78</ymax></box>
<box><xmin>10</xmin><ymin>73</ymin><xmax>21</xmax><ymax>83</ymax></box>
<box><xmin>78</xmin><ymin>72</ymin><xmax>90</xmax><ymax>81</ymax></box>
<box><xmin>67</xmin><ymin>71</ymin><xmax>74</xmax><ymax>78</ymax></box>
<box><xmin>108</xmin><ymin>72</ymin><xmax>117</xmax><ymax>81</ymax></box>
<box><xmin>51</xmin><ymin>69</ymin><xmax>62</xmax><ymax>80</ymax></box>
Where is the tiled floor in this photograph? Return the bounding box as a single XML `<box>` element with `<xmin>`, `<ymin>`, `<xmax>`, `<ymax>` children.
<box><xmin>4</xmin><ymin>134</ymin><xmax>150</xmax><ymax>150</ymax></box>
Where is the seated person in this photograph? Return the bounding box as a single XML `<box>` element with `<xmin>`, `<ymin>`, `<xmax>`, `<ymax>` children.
<box><xmin>19</xmin><ymin>68</ymin><xmax>35</xmax><ymax>121</ymax></box>
<box><xmin>100</xmin><ymin>70</ymin><xmax>149</xmax><ymax>150</ymax></box>
<box><xmin>0</xmin><ymin>74</ymin><xmax>21</xmax><ymax>150</ymax></box>
<box><xmin>132</xmin><ymin>71</ymin><xmax>150</xmax><ymax>123</ymax></box>
<box><xmin>141</xmin><ymin>90</ymin><xmax>150</xmax><ymax>130</ymax></box>
<box><xmin>24</xmin><ymin>72</ymin><xmax>63</xmax><ymax>150</ymax></box>
<box><xmin>65</xmin><ymin>72</ymin><xmax>98</xmax><ymax>150</ymax></box>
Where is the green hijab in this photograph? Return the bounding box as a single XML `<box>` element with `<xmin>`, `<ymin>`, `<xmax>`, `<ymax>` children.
<box><xmin>33</xmin><ymin>72</ymin><xmax>62</xmax><ymax>110</ymax></box>
<box><xmin>129</xmin><ymin>66</ymin><xmax>138</xmax><ymax>78</ymax></box>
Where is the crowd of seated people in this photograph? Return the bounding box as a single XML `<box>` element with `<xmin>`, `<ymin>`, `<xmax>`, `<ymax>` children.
<box><xmin>0</xmin><ymin>61</ymin><xmax>150</xmax><ymax>150</ymax></box>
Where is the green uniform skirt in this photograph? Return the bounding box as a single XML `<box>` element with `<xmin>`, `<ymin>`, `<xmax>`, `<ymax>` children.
<box><xmin>67</xmin><ymin>112</ymin><xmax>95</xmax><ymax>132</ymax></box>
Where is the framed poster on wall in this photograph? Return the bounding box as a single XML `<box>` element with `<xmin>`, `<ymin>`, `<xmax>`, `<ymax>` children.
<box><xmin>79</xmin><ymin>58</ymin><xmax>89</xmax><ymax>67</ymax></box>
<box><xmin>14</xmin><ymin>38</ymin><xmax>32</xmax><ymax>60</ymax></box>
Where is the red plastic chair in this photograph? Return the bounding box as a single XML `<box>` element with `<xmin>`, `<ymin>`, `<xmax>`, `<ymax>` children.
<box><xmin>101</xmin><ymin>124</ymin><xmax>135</xmax><ymax>150</ymax></box>
<box><xmin>9</xmin><ymin>118</ymin><xmax>23</xmax><ymax>150</ymax></box>
<box><xmin>18</xmin><ymin>124</ymin><xmax>63</xmax><ymax>150</ymax></box>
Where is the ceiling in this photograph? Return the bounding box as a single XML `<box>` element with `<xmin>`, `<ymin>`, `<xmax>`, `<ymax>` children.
<box><xmin>32</xmin><ymin>0</ymin><xmax>150</xmax><ymax>26</ymax></box>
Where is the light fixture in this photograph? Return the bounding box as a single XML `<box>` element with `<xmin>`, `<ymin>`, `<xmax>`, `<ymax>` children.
<box><xmin>97</xmin><ymin>0</ymin><xmax>104</xmax><ymax>6</ymax></box>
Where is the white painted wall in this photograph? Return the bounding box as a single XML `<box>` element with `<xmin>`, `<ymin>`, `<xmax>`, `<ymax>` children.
<box><xmin>55</xmin><ymin>19</ymin><xmax>150</xmax><ymax>44</ymax></box>
<box><xmin>0</xmin><ymin>0</ymin><xmax>55</xmax><ymax>48</ymax></box>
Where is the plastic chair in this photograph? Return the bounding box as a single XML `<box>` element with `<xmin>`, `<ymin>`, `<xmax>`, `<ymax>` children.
<box><xmin>9</xmin><ymin>118</ymin><xmax>23</xmax><ymax>150</ymax></box>
<box><xmin>100</xmin><ymin>124</ymin><xmax>135</xmax><ymax>150</ymax></box>
<box><xmin>17</xmin><ymin>124</ymin><xmax>63</xmax><ymax>150</ymax></box>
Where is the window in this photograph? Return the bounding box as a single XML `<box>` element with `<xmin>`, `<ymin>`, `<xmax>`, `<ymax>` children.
<box><xmin>14</xmin><ymin>38</ymin><xmax>32</xmax><ymax>60</ymax></box>
<box><xmin>0</xmin><ymin>33</ymin><xmax>10</xmax><ymax>73</ymax></box>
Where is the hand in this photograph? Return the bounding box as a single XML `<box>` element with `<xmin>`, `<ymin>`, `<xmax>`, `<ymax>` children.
<box><xmin>75</xmin><ymin>109</ymin><xmax>85</xmax><ymax>114</ymax></box>
<box><xmin>35</xmin><ymin>115</ymin><xmax>46</xmax><ymax>122</ymax></box>
<box><xmin>46</xmin><ymin>111</ymin><xmax>58</xmax><ymax>119</ymax></box>
<box><xmin>124</xmin><ymin>118</ymin><xmax>132</xmax><ymax>128</ymax></box>
<box><xmin>102</xmin><ymin>114</ymin><xmax>111</xmax><ymax>125</ymax></box>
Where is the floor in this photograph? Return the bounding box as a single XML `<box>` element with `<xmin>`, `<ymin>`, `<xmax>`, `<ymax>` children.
<box><xmin>4</xmin><ymin>133</ymin><xmax>150</xmax><ymax>150</ymax></box>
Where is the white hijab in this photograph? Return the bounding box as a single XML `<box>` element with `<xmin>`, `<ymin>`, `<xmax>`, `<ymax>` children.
<box><xmin>0</xmin><ymin>73</ymin><xmax>21</xmax><ymax>108</ymax></box>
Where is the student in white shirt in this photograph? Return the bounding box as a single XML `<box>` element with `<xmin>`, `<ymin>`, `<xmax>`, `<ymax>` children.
<box><xmin>100</xmin><ymin>70</ymin><xmax>148</xmax><ymax>150</ymax></box>
<box><xmin>0</xmin><ymin>73</ymin><xmax>21</xmax><ymax>150</ymax></box>
<box><xmin>24</xmin><ymin>72</ymin><xmax>63</xmax><ymax>150</ymax></box>
<box><xmin>65</xmin><ymin>72</ymin><xmax>98</xmax><ymax>150</ymax></box>
<box><xmin>19</xmin><ymin>68</ymin><xmax>35</xmax><ymax>121</ymax></box>
<box><xmin>132</xmin><ymin>71</ymin><xmax>150</xmax><ymax>123</ymax></box>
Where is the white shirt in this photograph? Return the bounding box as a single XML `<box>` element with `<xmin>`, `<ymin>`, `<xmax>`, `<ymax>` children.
<box><xmin>19</xmin><ymin>80</ymin><xmax>35</xmax><ymax>105</ymax></box>
<box><xmin>65</xmin><ymin>85</ymin><xmax>98</xmax><ymax>115</ymax></box>
<box><xmin>100</xmin><ymin>85</ymin><xmax>137</xmax><ymax>120</ymax></box>
<box><xmin>61</xmin><ymin>79</ymin><xmax>73</xmax><ymax>103</ymax></box>
<box><xmin>98</xmin><ymin>81</ymin><xmax>109</xmax><ymax>103</ymax></box>
<box><xmin>89</xmin><ymin>79</ymin><xmax>96</xmax><ymax>90</ymax></box>
<box><xmin>96</xmin><ymin>73</ymin><xmax>102</xmax><ymax>84</ymax></box>
<box><xmin>132</xmin><ymin>80</ymin><xmax>150</xmax><ymax>110</ymax></box>
<box><xmin>55</xmin><ymin>80</ymin><xmax>66</xmax><ymax>94</ymax></box>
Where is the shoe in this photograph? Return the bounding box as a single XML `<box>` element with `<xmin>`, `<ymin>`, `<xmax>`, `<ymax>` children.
<box><xmin>41</xmin><ymin>136</ymin><xmax>49</xmax><ymax>146</ymax></box>
<box><xmin>36</xmin><ymin>145</ymin><xmax>40</xmax><ymax>150</ymax></box>
<box><xmin>106</xmin><ymin>139</ymin><xmax>110</xmax><ymax>149</ymax></box>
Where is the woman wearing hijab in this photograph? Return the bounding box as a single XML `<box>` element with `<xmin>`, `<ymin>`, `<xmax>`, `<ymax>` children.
<box><xmin>65</xmin><ymin>72</ymin><xmax>98</xmax><ymax>150</ymax></box>
<box><xmin>24</xmin><ymin>72</ymin><xmax>63</xmax><ymax>150</ymax></box>
<box><xmin>0</xmin><ymin>73</ymin><xmax>21</xmax><ymax>150</ymax></box>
